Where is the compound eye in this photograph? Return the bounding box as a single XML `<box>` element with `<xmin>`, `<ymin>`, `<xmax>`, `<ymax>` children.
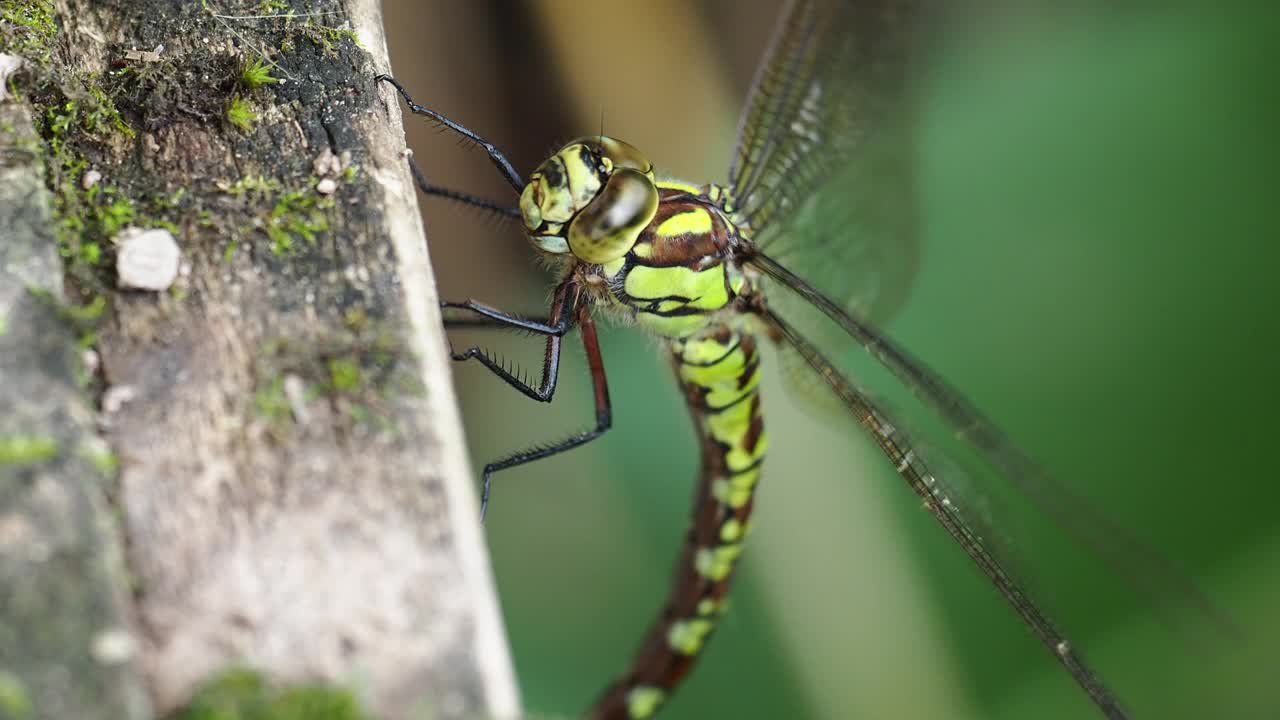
<box><xmin>599</xmin><ymin>137</ymin><xmax>653</xmax><ymax>175</ymax></box>
<box><xmin>567</xmin><ymin>168</ymin><xmax>658</xmax><ymax>265</ymax></box>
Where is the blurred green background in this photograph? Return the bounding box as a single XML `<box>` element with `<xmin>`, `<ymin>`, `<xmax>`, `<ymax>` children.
<box><xmin>383</xmin><ymin>2</ymin><xmax>1280</xmax><ymax>718</ymax></box>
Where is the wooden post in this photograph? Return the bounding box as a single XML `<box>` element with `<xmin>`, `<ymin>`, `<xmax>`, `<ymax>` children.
<box><xmin>0</xmin><ymin>1</ymin><xmax>519</xmax><ymax>718</ymax></box>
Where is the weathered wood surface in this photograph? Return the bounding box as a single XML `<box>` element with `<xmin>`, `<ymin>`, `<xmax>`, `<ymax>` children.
<box><xmin>0</xmin><ymin>97</ymin><xmax>152</xmax><ymax>720</ymax></box>
<box><xmin>0</xmin><ymin>1</ymin><xmax>519</xmax><ymax>718</ymax></box>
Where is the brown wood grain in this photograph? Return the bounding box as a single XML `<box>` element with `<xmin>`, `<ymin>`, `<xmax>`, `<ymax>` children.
<box><xmin>1</xmin><ymin>2</ymin><xmax>518</xmax><ymax>718</ymax></box>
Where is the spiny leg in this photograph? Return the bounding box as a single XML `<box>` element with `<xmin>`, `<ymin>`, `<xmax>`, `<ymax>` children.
<box><xmin>443</xmin><ymin>313</ymin><xmax>551</xmax><ymax>331</ymax></box>
<box><xmin>443</xmin><ymin>298</ymin><xmax>562</xmax><ymax>337</ymax></box>
<box><xmin>379</xmin><ymin>77</ymin><xmax>522</xmax><ymax>254</ymax></box>
<box><xmin>477</xmin><ymin>303</ymin><xmax>612</xmax><ymax>518</ymax></box>
<box><xmin>376</xmin><ymin>73</ymin><xmax>524</xmax><ymax>193</ymax></box>
<box><xmin>376</xmin><ymin>76</ymin><xmax>613</xmax><ymax>516</ymax></box>
<box><xmin>407</xmin><ymin>152</ymin><xmax>521</xmax><ymax>220</ymax></box>
<box><xmin>416</xmin><ymin>205</ymin><xmax>614</xmax><ymax>516</ymax></box>
<box><xmin>444</xmin><ymin>281</ymin><xmax>576</xmax><ymax>403</ymax></box>
<box><xmin>442</xmin><ymin>279</ymin><xmax>614</xmax><ymax>517</ymax></box>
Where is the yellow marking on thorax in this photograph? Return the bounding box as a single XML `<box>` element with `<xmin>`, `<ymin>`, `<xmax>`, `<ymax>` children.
<box><xmin>622</xmin><ymin>264</ymin><xmax>732</xmax><ymax>339</ymax></box>
<box><xmin>625</xmin><ymin>264</ymin><xmax>727</xmax><ymax>307</ymax></box>
<box><xmin>634</xmin><ymin>313</ymin><xmax>709</xmax><ymax>338</ymax></box>
<box><xmin>657</xmin><ymin>179</ymin><xmax>702</xmax><ymax>194</ymax></box>
<box><xmin>656</xmin><ymin>208</ymin><xmax>713</xmax><ymax>237</ymax></box>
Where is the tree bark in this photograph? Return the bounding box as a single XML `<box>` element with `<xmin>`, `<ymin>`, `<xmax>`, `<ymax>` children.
<box><xmin>0</xmin><ymin>2</ymin><xmax>519</xmax><ymax>719</ymax></box>
<box><xmin>1</xmin><ymin>97</ymin><xmax>153</xmax><ymax>720</ymax></box>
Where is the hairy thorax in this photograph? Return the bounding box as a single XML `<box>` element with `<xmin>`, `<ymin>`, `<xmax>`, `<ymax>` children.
<box><xmin>578</xmin><ymin>182</ymin><xmax>758</xmax><ymax>340</ymax></box>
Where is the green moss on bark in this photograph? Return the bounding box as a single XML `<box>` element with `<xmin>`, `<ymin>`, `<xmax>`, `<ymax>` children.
<box><xmin>0</xmin><ymin>435</ymin><xmax>59</xmax><ymax>465</ymax></box>
<box><xmin>173</xmin><ymin>669</ymin><xmax>367</xmax><ymax>720</ymax></box>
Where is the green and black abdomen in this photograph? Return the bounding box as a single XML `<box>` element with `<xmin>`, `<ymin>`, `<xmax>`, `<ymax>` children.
<box><xmin>591</xmin><ymin>185</ymin><xmax>768</xmax><ymax>719</ymax></box>
<box><xmin>592</xmin><ymin>322</ymin><xmax>767</xmax><ymax>719</ymax></box>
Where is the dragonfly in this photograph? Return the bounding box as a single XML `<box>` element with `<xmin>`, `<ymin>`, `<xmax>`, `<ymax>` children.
<box><xmin>379</xmin><ymin>1</ymin><xmax>1224</xmax><ymax>717</ymax></box>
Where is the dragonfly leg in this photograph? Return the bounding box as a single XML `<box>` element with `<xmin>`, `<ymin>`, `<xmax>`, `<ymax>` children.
<box><xmin>406</xmin><ymin>153</ymin><xmax>521</xmax><ymax>219</ymax></box>
<box><xmin>442</xmin><ymin>313</ymin><xmax>552</xmax><ymax>331</ymax></box>
<box><xmin>442</xmin><ymin>299</ymin><xmax>564</xmax><ymax>336</ymax></box>
<box><xmin>478</xmin><ymin>304</ymin><xmax>611</xmax><ymax>518</ymax></box>
<box><xmin>376</xmin><ymin>73</ymin><xmax>525</xmax><ymax>193</ymax></box>
<box><xmin>441</xmin><ymin>282</ymin><xmax>575</xmax><ymax>404</ymax></box>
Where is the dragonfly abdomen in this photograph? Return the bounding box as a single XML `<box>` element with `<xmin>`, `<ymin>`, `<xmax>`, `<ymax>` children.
<box><xmin>591</xmin><ymin>326</ymin><xmax>767</xmax><ymax>719</ymax></box>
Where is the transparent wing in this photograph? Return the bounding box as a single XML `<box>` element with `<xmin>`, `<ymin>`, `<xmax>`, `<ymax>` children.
<box><xmin>733</xmin><ymin>3</ymin><xmax>1234</xmax><ymax>714</ymax></box>
<box><xmin>764</xmin><ymin>308</ymin><xmax>1131</xmax><ymax>718</ymax></box>
<box><xmin>729</xmin><ymin>0</ymin><xmax>922</xmax><ymax>322</ymax></box>
<box><xmin>754</xmin><ymin>252</ymin><xmax>1239</xmax><ymax>641</ymax></box>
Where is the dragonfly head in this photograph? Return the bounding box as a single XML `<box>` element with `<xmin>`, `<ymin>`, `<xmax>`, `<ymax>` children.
<box><xmin>519</xmin><ymin>136</ymin><xmax>658</xmax><ymax>264</ymax></box>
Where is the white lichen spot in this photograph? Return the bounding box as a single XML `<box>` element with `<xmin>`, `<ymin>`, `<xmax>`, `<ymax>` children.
<box><xmin>315</xmin><ymin>177</ymin><xmax>337</xmax><ymax>195</ymax></box>
<box><xmin>116</xmin><ymin>227</ymin><xmax>180</xmax><ymax>291</ymax></box>
<box><xmin>1056</xmin><ymin>640</ymin><xmax>1071</xmax><ymax>657</ymax></box>
<box><xmin>91</xmin><ymin>628</ymin><xmax>136</xmax><ymax>664</ymax></box>
<box><xmin>283</xmin><ymin>373</ymin><xmax>310</xmax><ymax>424</ymax></box>
<box><xmin>313</xmin><ymin>147</ymin><xmax>343</xmax><ymax>177</ymax></box>
<box><xmin>81</xmin><ymin>169</ymin><xmax>102</xmax><ymax>190</ymax></box>
<box><xmin>0</xmin><ymin>54</ymin><xmax>24</xmax><ymax>102</ymax></box>
<box><xmin>101</xmin><ymin>385</ymin><xmax>137</xmax><ymax>415</ymax></box>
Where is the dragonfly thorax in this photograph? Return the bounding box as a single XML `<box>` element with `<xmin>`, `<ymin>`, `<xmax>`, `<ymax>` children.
<box><xmin>519</xmin><ymin>136</ymin><xmax>659</xmax><ymax>264</ymax></box>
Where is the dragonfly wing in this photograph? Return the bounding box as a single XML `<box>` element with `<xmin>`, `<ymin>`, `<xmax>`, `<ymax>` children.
<box><xmin>763</xmin><ymin>307</ymin><xmax>1131</xmax><ymax>717</ymax></box>
<box><xmin>773</xmin><ymin>335</ymin><xmax>1020</xmax><ymax>569</ymax></box>
<box><xmin>753</xmin><ymin>251</ymin><xmax>1239</xmax><ymax>642</ymax></box>
<box><xmin>734</xmin><ymin>0</ymin><xmax>1232</xmax><ymax>650</ymax></box>
<box><xmin>729</xmin><ymin>0</ymin><xmax>924</xmax><ymax>323</ymax></box>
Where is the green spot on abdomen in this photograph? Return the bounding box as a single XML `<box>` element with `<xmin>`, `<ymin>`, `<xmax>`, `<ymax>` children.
<box><xmin>667</xmin><ymin>618</ymin><xmax>716</xmax><ymax>655</ymax></box>
<box><xmin>626</xmin><ymin>686</ymin><xmax>666</xmax><ymax>718</ymax></box>
<box><xmin>695</xmin><ymin>543</ymin><xmax>744</xmax><ymax>582</ymax></box>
